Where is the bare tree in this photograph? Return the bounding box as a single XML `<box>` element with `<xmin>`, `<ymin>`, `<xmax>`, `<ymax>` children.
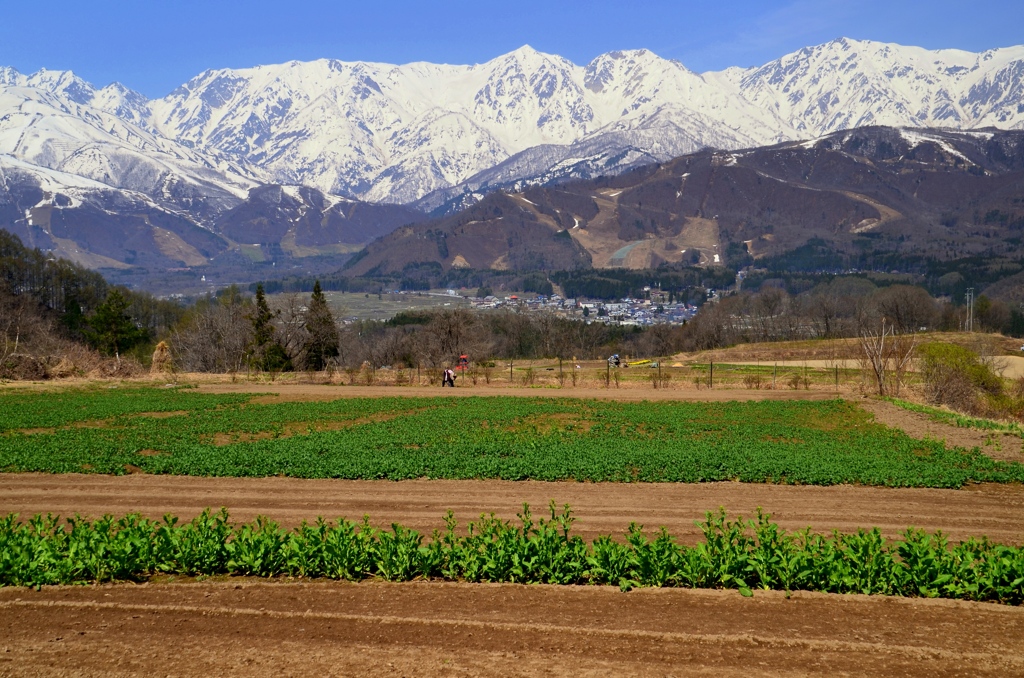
<box><xmin>1</xmin><ymin>289</ymin><xmax>32</xmax><ymax>362</ymax></box>
<box><xmin>751</xmin><ymin>288</ymin><xmax>786</xmax><ymax>342</ymax></box>
<box><xmin>423</xmin><ymin>308</ymin><xmax>491</xmax><ymax>366</ymax></box>
<box><xmin>858</xmin><ymin>317</ymin><xmax>918</xmax><ymax>396</ymax></box>
<box><xmin>809</xmin><ymin>290</ymin><xmax>843</xmax><ymax>338</ymax></box>
<box><xmin>872</xmin><ymin>285</ymin><xmax>937</xmax><ymax>334</ymax></box>
<box><xmin>683</xmin><ymin>297</ymin><xmax>743</xmax><ymax>351</ymax></box>
<box><xmin>170</xmin><ymin>292</ymin><xmax>252</xmax><ymax>373</ymax></box>
<box><xmin>271</xmin><ymin>293</ymin><xmax>308</xmax><ymax>362</ymax></box>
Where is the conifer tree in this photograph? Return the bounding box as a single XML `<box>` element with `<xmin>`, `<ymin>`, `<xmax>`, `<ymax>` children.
<box><xmin>85</xmin><ymin>289</ymin><xmax>147</xmax><ymax>362</ymax></box>
<box><xmin>303</xmin><ymin>280</ymin><xmax>339</xmax><ymax>370</ymax></box>
<box><xmin>247</xmin><ymin>284</ymin><xmax>291</xmax><ymax>371</ymax></box>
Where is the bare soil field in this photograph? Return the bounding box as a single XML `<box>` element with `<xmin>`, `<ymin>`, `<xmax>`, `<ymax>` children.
<box><xmin>1</xmin><ymin>580</ymin><xmax>1022</xmax><ymax>677</ymax></box>
<box><xmin>2</xmin><ymin>376</ymin><xmax>856</xmax><ymax>399</ymax></box>
<box><xmin>860</xmin><ymin>398</ymin><xmax>1024</xmax><ymax>462</ymax></box>
<box><xmin>719</xmin><ymin>356</ymin><xmax>1024</xmax><ymax>381</ymax></box>
<box><xmin>196</xmin><ymin>381</ymin><xmax>842</xmax><ymax>402</ymax></box>
<box><xmin>2</xmin><ymin>474</ymin><xmax>1022</xmax><ymax>545</ymax></box>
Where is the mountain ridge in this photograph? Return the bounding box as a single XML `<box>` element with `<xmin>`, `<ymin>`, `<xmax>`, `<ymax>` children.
<box><xmin>7</xmin><ymin>37</ymin><xmax>1024</xmax><ymax>209</ymax></box>
<box><xmin>344</xmin><ymin>126</ymin><xmax>1024</xmax><ymax>281</ymax></box>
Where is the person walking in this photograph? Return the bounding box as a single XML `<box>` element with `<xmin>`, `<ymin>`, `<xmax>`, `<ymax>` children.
<box><xmin>442</xmin><ymin>367</ymin><xmax>456</xmax><ymax>387</ymax></box>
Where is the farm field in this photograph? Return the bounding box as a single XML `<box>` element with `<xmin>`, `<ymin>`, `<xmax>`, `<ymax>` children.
<box><xmin>303</xmin><ymin>289</ymin><xmax>471</xmax><ymax>322</ymax></box>
<box><xmin>3</xmin><ymin>387</ymin><xmax>1024</xmax><ymax>486</ymax></box>
<box><xmin>2</xmin><ymin>383</ymin><xmax>1023</xmax><ymax>675</ymax></box>
<box><xmin>2</xmin><ymin>582</ymin><xmax>1023</xmax><ymax>676</ymax></box>
<box><xmin>3</xmin><ymin>475</ymin><xmax>1022</xmax><ymax>546</ymax></box>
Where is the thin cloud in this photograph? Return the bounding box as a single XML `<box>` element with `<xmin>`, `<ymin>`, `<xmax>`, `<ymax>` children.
<box><xmin>667</xmin><ymin>0</ymin><xmax>860</xmax><ymax>71</ymax></box>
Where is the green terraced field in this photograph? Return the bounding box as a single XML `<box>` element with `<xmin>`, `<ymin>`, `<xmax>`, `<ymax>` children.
<box><xmin>1</xmin><ymin>387</ymin><xmax>1022</xmax><ymax>488</ymax></box>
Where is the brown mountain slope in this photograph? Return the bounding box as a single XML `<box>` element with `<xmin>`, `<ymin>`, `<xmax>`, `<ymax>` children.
<box><xmin>346</xmin><ymin>126</ymin><xmax>1024</xmax><ymax>276</ymax></box>
<box><xmin>1</xmin><ymin>176</ymin><xmax>425</xmax><ymax>291</ymax></box>
<box><xmin>345</xmin><ymin>191</ymin><xmax>593</xmax><ymax>277</ymax></box>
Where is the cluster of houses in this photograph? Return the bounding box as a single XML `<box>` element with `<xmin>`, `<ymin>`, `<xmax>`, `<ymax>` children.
<box><xmin>467</xmin><ymin>291</ymin><xmax>699</xmax><ymax>326</ymax></box>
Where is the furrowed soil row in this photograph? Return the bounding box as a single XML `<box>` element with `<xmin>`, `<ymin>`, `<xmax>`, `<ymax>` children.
<box><xmin>1</xmin><ymin>582</ymin><xmax>1022</xmax><ymax>677</ymax></box>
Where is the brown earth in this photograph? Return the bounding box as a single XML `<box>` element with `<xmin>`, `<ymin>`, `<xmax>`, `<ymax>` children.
<box><xmin>860</xmin><ymin>399</ymin><xmax>1024</xmax><ymax>462</ymax></box>
<box><xmin>2</xmin><ymin>475</ymin><xmax>1022</xmax><ymax>546</ymax></box>
<box><xmin>196</xmin><ymin>381</ymin><xmax>842</xmax><ymax>403</ymax></box>
<box><xmin>1</xmin><ymin>580</ymin><xmax>1022</xmax><ymax>677</ymax></box>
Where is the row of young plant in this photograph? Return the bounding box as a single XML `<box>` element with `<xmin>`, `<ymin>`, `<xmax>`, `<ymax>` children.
<box><xmin>2</xmin><ymin>504</ymin><xmax>1021</xmax><ymax>604</ymax></box>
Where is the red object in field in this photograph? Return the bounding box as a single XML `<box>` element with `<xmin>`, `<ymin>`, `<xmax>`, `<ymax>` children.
<box><xmin>457</xmin><ymin>354</ymin><xmax>469</xmax><ymax>371</ymax></box>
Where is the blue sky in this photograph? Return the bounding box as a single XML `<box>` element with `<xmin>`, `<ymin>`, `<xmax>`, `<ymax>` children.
<box><xmin>3</xmin><ymin>0</ymin><xmax>1022</xmax><ymax>98</ymax></box>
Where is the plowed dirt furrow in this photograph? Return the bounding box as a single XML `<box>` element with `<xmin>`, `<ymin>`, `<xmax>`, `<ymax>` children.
<box><xmin>1</xmin><ymin>582</ymin><xmax>1021</xmax><ymax>677</ymax></box>
<box><xmin>2</xmin><ymin>475</ymin><xmax>1022</xmax><ymax>545</ymax></box>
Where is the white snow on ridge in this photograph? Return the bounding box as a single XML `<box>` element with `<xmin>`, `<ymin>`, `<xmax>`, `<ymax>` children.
<box><xmin>0</xmin><ymin>153</ymin><xmax>115</xmax><ymax>191</ymax></box>
<box><xmin>0</xmin><ymin>76</ymin><xmax>264</xmax><ymax>212</ymax></box>
<box><xmin>897</xmin><ymin>128</ymin><xmax>972</xmax><ymax>163</ymax></box>
<box><xmin>2</xmin><ymin>37</ymin><xmax>1024</xmax><ymax>208</ymax></box>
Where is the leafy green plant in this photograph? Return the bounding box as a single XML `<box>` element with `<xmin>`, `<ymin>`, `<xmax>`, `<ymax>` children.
<box><xmin>2</xmin><ymin>506</ymin><xmax>1021</xmax><ymax>605</ymax></box>
<box><xmin>4</xmin><ymin>390</ymin><xmax>1024</xmax><ymax>488</ymax></box>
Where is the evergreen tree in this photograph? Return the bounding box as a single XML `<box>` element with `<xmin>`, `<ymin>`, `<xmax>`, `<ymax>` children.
<box><xmin>247</xmin><ymin>284</ymin><xmax>291</xmax><ymax>371</ymax></box>
<box><xmin>85</xmin><ymin>289</ymin><xmax>147</xmax><ymax>360</ymax></box>
<box><xmin>303</xmin><ymin>280</ymin><xmax>339</xmax><ymax>370</ymax></box>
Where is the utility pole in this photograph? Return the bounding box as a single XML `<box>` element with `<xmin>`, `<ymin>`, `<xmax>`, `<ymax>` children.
<box><xmin>965</xmin><ymin>288</ymin><xmax>975</xmax><ymax>332</ymax></box>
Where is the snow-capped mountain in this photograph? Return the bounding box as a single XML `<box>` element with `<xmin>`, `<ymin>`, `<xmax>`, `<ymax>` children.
<box><xmin>144</xmin><ymin>47</ymin><xmax>790</xmax><ymax>205</ymax></box>
<box><xmin>711</xmin><ymin>38</ymin><xmax>1024</xmax><ymax>136</ymax></box>
<box><xmin>3</xmin><ymin>37</ymin><xmax>1024</xmax><ymax>222</ymax></box>
<box><xmin>0</xmin><ymin>67</ymin><xmax>265</xmax><ymax>223</ymax></box>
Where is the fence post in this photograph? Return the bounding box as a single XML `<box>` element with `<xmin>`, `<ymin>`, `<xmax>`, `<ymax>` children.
<box><xmin>709</xmin><ymin>360</ymin><xmax>713</xmax><ymax>389</ymax></box>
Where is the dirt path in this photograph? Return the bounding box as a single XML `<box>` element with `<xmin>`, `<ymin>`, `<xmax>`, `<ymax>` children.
<box><xmin>860</xmin><ymin>399</ymin><xmax>1024</xmax><ymax>462</ymax></box>
<box><xmin>196</xmin><ymin>382</ymin><xmax>841</xmax><ymax>402</ymax></box>
<box><xmin>1</xmin><ymin>581</ymin><xmax>1021</xmax><ymax>677</ymax></box>
<box><xmin>3</xmin><ymin>474</ymin><xmax>1022</xmax><ymax>545</ymax></box>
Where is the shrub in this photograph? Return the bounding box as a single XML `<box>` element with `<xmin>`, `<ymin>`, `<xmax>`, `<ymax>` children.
<box><xmin>918</xmin><ymin>343</ymin><xmax>1002</xmax><ymax>413</ymax></box>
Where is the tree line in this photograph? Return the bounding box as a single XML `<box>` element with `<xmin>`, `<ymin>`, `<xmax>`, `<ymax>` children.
<box><xmin>684</xmin><ymin>278</ymin><xmax>1021</xmax><ymax>351</ymax></box>
<box><xmin>1</xmin><ymin>231</ymin><xmax>187</xmax><ymax>368</ymax></box>
<box><xmin>4</xmin><ymin>227</ymin><xmax>1021</xmax><ymax>378</ymax></box>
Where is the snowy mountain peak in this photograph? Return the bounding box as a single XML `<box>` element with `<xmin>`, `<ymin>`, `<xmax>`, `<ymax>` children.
<box><xmin>23</xmin><ymin>68</ymin><xmax>96</xmax><ymax>104</ymax></box>
<box><xmin>717</xmin><ymin>37</ymin><xmax>1024</xmax><ymax>136</ymax></box>
<box><xmin>0</xmin><ymin>66</ymin><xmax>21</xmax><ymax>86</ymax></box>
<box><xmin>4</xmin><ymin>38</ymin><xmax>1024</xmax><ymax>208</ymax></box>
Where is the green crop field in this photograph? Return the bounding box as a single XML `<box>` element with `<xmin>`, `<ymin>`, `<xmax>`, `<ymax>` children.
<box><xmin>2</xmin><ymin>387</ymin><xmax>1023</xmax><ymax>487</ymax></box>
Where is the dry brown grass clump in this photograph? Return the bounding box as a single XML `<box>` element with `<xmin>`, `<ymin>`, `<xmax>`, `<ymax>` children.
<box><xmin>151</xmin><ymin>341</ymin><xmax>173</xmax><ymax>374</ymax></box>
